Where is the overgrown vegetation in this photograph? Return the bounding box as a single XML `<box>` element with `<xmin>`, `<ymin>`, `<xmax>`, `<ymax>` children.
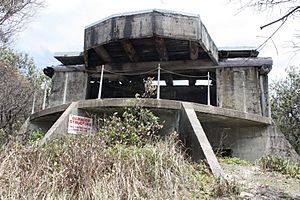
<box><xmin>271</xmin><ymin>67</ymin><xmax>300</xmax><ymax>154</ymax></box>
<box><xmin>0</xmin><ymin>98</ymin><xmax>243</xmax><ymax>199</ymax></box>
<box><xmin>220</xmin><ymin>157</ymin><xmax>252</xmax><ymax>166</ymax></box>
<box><xmin>257</xmin><ymin>155</ymin><xmax>300</xmax><ymax>181</ymax></box>
<box><xmin>0</xmin><ymin>132</ymin><xmax>214</xmax><ymax>199</ymax></box>
<box><xmin>25</xmin><ymin>129</ymin><xmax>45</xmax><ymax>145</ymax></box>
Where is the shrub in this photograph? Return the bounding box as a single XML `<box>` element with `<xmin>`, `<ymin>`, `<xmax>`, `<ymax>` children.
<box><xmin>257</xmin><ymin>156</ymin><xmax>300</xmax><ymax>181</ymax></box>
<box><xmin>25</xmin><ymin>129</ymin><xmax>45</xmax><ymax>145</ymax></box>
<box><xmin>98</xmin><ymin>107</ymin><xmax>162</xmax><ymax>146</ymax></box>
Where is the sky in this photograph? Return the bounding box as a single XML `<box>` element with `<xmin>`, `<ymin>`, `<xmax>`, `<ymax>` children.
<box><xmin>14</xmin><ymin>0</ymin><xmax>300</xmax><ymax>81</ymax></box>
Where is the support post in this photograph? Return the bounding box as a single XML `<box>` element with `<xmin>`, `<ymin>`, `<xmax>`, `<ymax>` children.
<box><xmin>42</xmin><ymin>82</ymin><xmax>47</xmax><ymax>110</ymax></box>
<box><xmin>31</xmin><ymin>93</ymin><xmax>36</xmax><ymax>114</ymax></box>
<box><xmin>207</xmin><ymin>72</ymin><xmax>210</xmax><ymax>106</ymax></box>
<box><xmin>98</xmin><ymin>65</ymin><xmax>105</xmax><ymax>99</ymax></box>
<box><xmin>157</xmin><ymin>63</ymin><xmax>161</xmax><ymax>99</ymax></box>
<box><xmin>63</xmin><ymin>73</ymin><xmax>69</xmax><ymax>104</ymax></box>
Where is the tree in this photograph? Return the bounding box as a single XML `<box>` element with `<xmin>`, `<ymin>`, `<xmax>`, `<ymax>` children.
<box><xmin>0</xmin><ymin>48</ymin><xmax>46</xmax><ymax>143</ymax></box>
<box><xmin>0</xmin><ymin>0</ymin><xmax>44</xmax><ymax>47</ymax></box>
<box><xmin>231</xmin><ymin>0</ymin><xmax>300</xmax><ymax>50</ymax></box>
<box><xmin>271</xmin><ymin>67</ymin><xmax>300</xmax><ymax>154</ymax></box>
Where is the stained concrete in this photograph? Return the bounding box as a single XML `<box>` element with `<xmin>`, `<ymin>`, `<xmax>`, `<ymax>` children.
<box><xmin>181</xmin><ymin>102</ymin><xmax>222</xmax><ymax>177</ymax></box>
<box><xmin>49</xmin><ymin>72</ymin><xmax>88</xmax><ymax>107</ymax></box>
<box><xmin>21</xmin><ymin>98</ymin><xmax>298</xmax><ymax>162</ymax></box>
<box><xmin>217</xmin><ymin>67</ymin><xmax>263</xmax><ymax>115</ymax></box>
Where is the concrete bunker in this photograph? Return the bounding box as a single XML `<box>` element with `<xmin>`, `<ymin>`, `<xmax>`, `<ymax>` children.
<box><xmin>20</xmin><ymin>9</ymin><xmax>300</xmax><ymax>177</ymax></box>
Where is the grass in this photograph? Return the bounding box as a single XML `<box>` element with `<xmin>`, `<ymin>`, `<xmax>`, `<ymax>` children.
<box><xmin>257</xmin><ymin>155</ymin><xmax>300</xmax><ymax>181</ymax></box>
<box><xmin>0</xmin><ymin>134</ymin><xmax>208</xmax><ymax>199</ymax></box>
<box><xmin>0</xmin><ymin>133</ymin><xmax>245</xmax><ymax>199</ymax></box>
<box><xmin>220</xmin><ymin>157</ymin><xmax>252</xmax><ymax>166</ymax></box>
<box><xmin>0</xmin><ymin>104</ymin><xmax>245</xmax><ymax>199</ymax></box>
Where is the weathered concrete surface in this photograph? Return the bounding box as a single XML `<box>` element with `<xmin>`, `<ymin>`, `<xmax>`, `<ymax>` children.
<box><xmin>181</xmin><ymin>102</ymin><xmax>222</xmax><ymax>177</ymax></box>
<box><xmin>265</xmin><ymin>126</ymin><xmax>300</xmax><ymax>163</ymax></box>
<box><xmin>217</xmin><ymin>67</ymin><xmax>262</xmax><ymax>115</ymax></box>
<box><xmin>84</xmin><ymin>9</ymin><xmax>218</xmax><ymax>64</ymax></box>
<box><xmin>40</xmin><ymin>102</ymin><xmax>79</xmax><ymax>144</ymax></box>
<box><xmin>21</xmin><ymin>98</ymin><xmax>298</xmax><ymax>164</ymax></box>
<box><xmin>49</xmin><ymin>72</ymin><xmax>88</xmax><ymax>107</ymax></box>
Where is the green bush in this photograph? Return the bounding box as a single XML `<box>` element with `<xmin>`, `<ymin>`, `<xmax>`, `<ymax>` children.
<box><xmin>25</xmin><ymin>129</ymin><xmax>45</xmax><ymax>145</ymax></box>
<box><xmin>97</xmin><ymin>106</ymin><xmax>163</xmax><ymax>146</ymax></box>
<box><xmin>257</xmin><ymin>156</ymin><xmax>300</xmax><ymax>181</ymax></box>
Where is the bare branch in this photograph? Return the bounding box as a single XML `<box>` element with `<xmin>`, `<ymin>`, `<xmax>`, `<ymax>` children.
<box><xmin>260</xmin><ymin>6</ymin><xmax>300</xmax><ymax>29</ymax></box>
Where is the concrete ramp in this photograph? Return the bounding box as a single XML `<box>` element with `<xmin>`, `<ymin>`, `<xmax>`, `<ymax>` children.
<box><xmin>181</xmin><ymin>102</ymin><xmax>223</xmax><ymax>177</ymax></box>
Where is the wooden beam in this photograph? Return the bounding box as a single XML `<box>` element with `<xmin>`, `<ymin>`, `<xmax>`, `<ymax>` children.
<box><xmin>120</xmin><ymin>40</ymin><xmax>139</xmax><ymax>62</ymax></box>
<box><xmin>93</xmin><ymin>46</ymin><xmax>112</xmax><ymax>63</ymax></box>
<box><xmin>155</xmin><ymin>37</ymin><xmax>168</xmax><ymax>61</ymax></box>
<box><xmin>190</xmin><ymin>41</ymin><xmax>199</xmax><ymax>60</ymax></box>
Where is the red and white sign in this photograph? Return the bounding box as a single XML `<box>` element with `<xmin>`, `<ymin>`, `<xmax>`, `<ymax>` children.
<box><xmin>68</xmin><ymin>114</ymin><xmax>93</xmax><ymax>134</ymax></box>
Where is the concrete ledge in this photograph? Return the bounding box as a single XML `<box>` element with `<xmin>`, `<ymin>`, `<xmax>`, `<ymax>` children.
<box><xmin>31</xmin><ymin>98</ymin><xmax>271</xmax><ymax>126</ymax></box>
<box><xmin>30</xmin><ymin>103</ymin><xmax>70</xmax><ymax>121</ymax></box>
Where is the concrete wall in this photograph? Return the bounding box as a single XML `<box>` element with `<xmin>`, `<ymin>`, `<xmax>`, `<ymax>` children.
<box><xmin>19</xmin><ymin>98</ymin><xmax>298</xmax><ymax>163</ymax></box>
<box><xmin>216</xmin><ymin>67</ymin><xmax>262</xmax><ymax>115</ymax></box>
<box><xmin>49</xmin><ymin>71</ymin><xmax>88</xmax><ymax>107</ymax></box>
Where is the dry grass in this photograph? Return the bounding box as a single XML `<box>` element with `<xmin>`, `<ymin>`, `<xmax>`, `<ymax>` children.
<box><xmin>0</xmin><ymin>134</ymin><xmax>216</xmax><ymax>199</ymax></box>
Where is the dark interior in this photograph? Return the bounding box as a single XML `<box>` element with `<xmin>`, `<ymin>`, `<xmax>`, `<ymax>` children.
<box><xmin>86</xmin><ymin>70</ymin><xmax>217</xmax><ymax>106</ymax></box>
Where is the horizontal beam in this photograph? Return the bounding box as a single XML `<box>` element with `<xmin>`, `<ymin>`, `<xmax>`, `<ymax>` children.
<box><xmin>49</xmin><ymin>57</ymin><xmax>273</xmax><ymax>74</ymax></box>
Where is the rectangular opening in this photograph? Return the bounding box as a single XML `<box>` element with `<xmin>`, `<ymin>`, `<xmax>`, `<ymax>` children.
<box><xmin>86</xmin><ymin>69</ymin><xmax>217</xmax><ymax>106</ymax></box>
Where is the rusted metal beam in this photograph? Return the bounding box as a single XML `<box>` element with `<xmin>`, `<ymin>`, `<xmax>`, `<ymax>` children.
<box><xmin>120</xmin><ymin>40</ymin><xmax>139</xmax><ymax>62</ymax></box>
<box><xmin>155</xmin><ymin>37</ymin><xmax>168</xmax><ymax>61</ymax></box>
<box><xmin>190</xmin><ymin>41</ymin><xmax>199</xmax><ymax>60</ymax></box>
<box><xmin>93</xmin><ymin>46</ymin><xmax>112</xmax><ymax>63</ymax></box>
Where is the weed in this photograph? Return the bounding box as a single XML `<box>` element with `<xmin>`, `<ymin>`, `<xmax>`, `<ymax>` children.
<box><xmin>25</xmin><ymin>129</ymin><xmax>45</xmax><ymax>145</ymax></box>
<box><xmin>221</xmin><ymin>157</ymin><xmax>252</xmax><ymax>166</ymax></box>
<box><xmin>257</xmin><ymin>156</ymin><xmax>300</xmax><ymax>181</ymax></box>
<box><xmin>211</xmin><ymin>177</ymin><xmax>242</xmax><ymax>197</ymax></box>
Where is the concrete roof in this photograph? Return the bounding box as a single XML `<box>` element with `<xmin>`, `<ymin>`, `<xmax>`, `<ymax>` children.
<box><xmin>84</xmin><ymin>10</ymin><xmax>219</xmax><ymax>68</ymax></box>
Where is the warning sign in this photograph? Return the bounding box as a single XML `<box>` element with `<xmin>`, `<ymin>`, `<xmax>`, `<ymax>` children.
<box><xmin>68</xmin><ymin>114</ymin><xmax>93</xmax><ymax>134</ymax></box>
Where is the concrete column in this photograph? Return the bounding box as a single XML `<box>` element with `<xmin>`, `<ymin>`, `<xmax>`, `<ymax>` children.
<box><xmin>98</xmin><ymin>65</ymin><xmax>105</xmax><ymax>99</ymax></box>
<box><xmin>63</xmin><ymin>73</ymin><xmax>69</xmax><ymax>104</ymax></box>
<box><xmin>157</xmin><ymin>63</ymin><xmax>161</xmax><ymax>100</ymax></box>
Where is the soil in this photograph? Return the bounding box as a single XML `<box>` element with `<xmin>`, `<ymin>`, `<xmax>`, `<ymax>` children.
<box><xmin>221</xmin><ymin>163</ymin><xmax>300</xmax><ymax>199</ymax></box>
